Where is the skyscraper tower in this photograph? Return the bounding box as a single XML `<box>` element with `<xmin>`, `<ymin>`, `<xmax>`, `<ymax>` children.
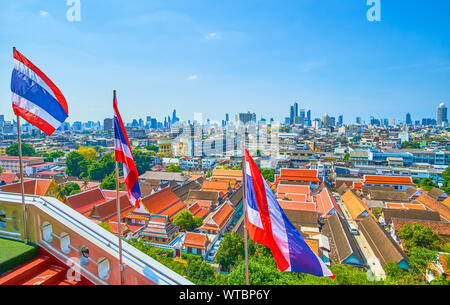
<box><xmin>290</xmin><ymin>105</ymin><xmax>295</xmax><ymax>124</ymax></box>
<box><xmin>437</xmin><ymin>103</ymin><xmax>448</xmax><ymax>126</ymax></box>
<box><xmin>294</xmin><ymin>102</ymin><xmax>298</xmax><ymax>118</ymax></box>
<box><xmin>406</xmin><ymin>113</ymin><xmax>412</xmax><ymax>125</ymax></box>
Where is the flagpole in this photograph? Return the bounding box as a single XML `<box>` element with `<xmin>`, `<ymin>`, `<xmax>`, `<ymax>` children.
<box><xmin>114</xmin><ymin>90</ymin><xmax>125</xmax><ymax>285</ymax></box>
<box><xmin>242</xmin><ymin>142</ymin><xmax>249</xmax><ymax>285</ymax></box>
<box><xmin>16</xmin><ymin>115</ymin><xmax>28</xmax><ymax>244</ymax></box>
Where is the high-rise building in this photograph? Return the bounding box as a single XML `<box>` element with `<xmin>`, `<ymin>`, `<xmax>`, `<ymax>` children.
<box><xmin>406</xmin><ymin>113</ymin><xmax>412</xmax><ymax>125</ymax></box>
<box><xmin>299</xmin><ymin>109</ymin><xmax>305</xmax><ymax>120</ymax></box>
<box><xmin>294</xmin><ymin>102</ymin><xmax>298</xmax><ymax>118</ymax></box>
<box><xmin>104</xmin><ymin>118</ymin><xmax>113</xmax><ymax>131</ymax></box>
<box><xmin>338</xmin><ymin>115</ymin><xmax>343</xmax><ymax>126</ymax></box>
<box><xmin>172</xmin><ymin>110</ymin><xmax>179</xmax><ymax>124</ymax></box>
<box><xmin>289</xmin><ymin>105</ymin><xmax>295</xmax><ymax>124</ymax></box>
<box><xmin>236</xmin><ymin>112</ymin><xmax>256</xmax><ymax>125</ymax></box>
<box><xmin>437</xmin><ymin>103</ymin><xmax>448</xmax><ymax>126</ymax></box>
<box><xmin>356</xmin><ymin>117</ymin><xmax>362</xmax><ymax>125</ymax></box>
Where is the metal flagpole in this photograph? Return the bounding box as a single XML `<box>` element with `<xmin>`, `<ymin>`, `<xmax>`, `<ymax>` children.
<box><xmin>114</xmin><ymin>90</ymin><xmax>125</xmax><ymax>285</ymax></box>
<box><xmin>242</xmin><ymin>139</ymin><xmax>249</xmax><ymax>285</ymax></box>
<box><xmin>16</xmin><ymin>115</ymin><xmax>28</xmax><ymax>244</ymax></box>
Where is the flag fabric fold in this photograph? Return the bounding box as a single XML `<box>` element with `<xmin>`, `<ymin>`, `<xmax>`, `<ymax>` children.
<box><xmin>244</xmin><ymin>149</ymin><xmax>334</xmax><ymax>278</ymax></box>
<box><xmin>11</xmin><ymin>48</ymin><xmax>69</xmax><ymax>136</ymax></box>
<box><xmin>113</xmin><ymin>93</ymin><xmax>142</xmax><ymax>208</ymax></box>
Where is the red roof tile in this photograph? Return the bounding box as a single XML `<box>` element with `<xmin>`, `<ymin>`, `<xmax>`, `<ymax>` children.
<box><xmin>363</xmin><ymin>175</ymin><xmax>415</xmax><ymax>186</ymax></box>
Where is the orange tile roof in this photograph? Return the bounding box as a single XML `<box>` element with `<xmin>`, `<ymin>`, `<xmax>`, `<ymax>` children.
<box><xmin>304</xmin><ymin>238</ymin><xmax>319</xmax><ymax>256</ymax></box>
<box><xmin>201</xmin><ymin>202</ymin><xmax>234</xmax><ymax>231</ymax></box>
<box><xmin>0</xmin><ymin>172</ymin><xmax>19</xmax><ymax>185</ymax></box>
<box><xmin>415</xmin><ymin>193</ymin><xmax>450</xmax><ymax>221</ymax></box>
<box><xmin>442</xmin><ymin>197</ymin><xmax>450</xmax><ymax>208</ymax></box>
<box><xmin>341</xmin><ymin>190</ymin><xmax>376</xmax><ymax>220</ymax></box>
<box><xmin>67</xmin><ymin>188</ymin><xmax>106</xmax><ymax>215</ymax></box>
<box><xmin>202</xmin><ymin>180</ymin><xmax>230</xmax><ymax>192</ymax></box>
<box><xmin>211</xmin><ymin>169</ymin><xmax>243</xmax><ymax>181</ymax></box>
<box><xmin>0</xmin><ymin>179</ymin><xmax>53</xmax><ymax>196</ymax></box>
<box><xmin>278</xmin><ymin>169</ymin><xmax>320</xmax><ymax>183</ymax></box>
<box><xmin>283</xmin><ymin>193</ymin><xmax>309</xmax><ymax>202</ymax></box>
<box><xmin>140</xmin><ymin>188</ymin><xmax>187</xmax><ymax>220</ymax></box>
<box><xmin>363</xmin><ymin>175</ymin><xmax>415</xmax><ymax>186</ymax></box>
<box><xmin>189</xmin><ymin>174</ymin><xmax>206</xmax><ymax>181</ymax></box>
<box><xmin>184</xmin><ymin>232</ymin><xmax>209</xmax><ymax>249</ymax></box>
<box><xmin>315</xmin><ymin>187</ymin><xmax>337</xmax><ymax>216</ymax></box>
<box><xmin>279</xmin><ymin>201</ymin><xmax>317</xmax><ymax>212</ymax></box>
<box><xmin>35</xmin><ymin>180</ymin><xmax>53</xmax><ymax>196</ymax></box>
<box><xmin>277</xmin><ymin>184</ymin><xmax>310</xmax><ymax>197</ymax></box>
<box><xmin>352</xmin><ymin>182</ymin><xmax>363</xmax><ymax>190</ymax></box>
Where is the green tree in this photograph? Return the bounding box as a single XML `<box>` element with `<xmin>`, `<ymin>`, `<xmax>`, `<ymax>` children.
<box><xmin>44</xmin><ymin>151</ymin><xmax>64</xmax><ymax>162</ymax></box>
<box><xmin>214</xmin><ymin>233</ymin><xmax>245</xmax><ymax>272</ymax></box>
<box><xmin>88</xmin><ymin>153</ymin><xmax>115</xmax><ymax>181</ymax></box>
<box><xmin>66</xmin><ymin>151</ymin><xmax>88</xmax><ymax>178</ymax></box>
<box><xmin>185</xmin><ymin>256</ymin><xmax>216</xmax><ymax>284</ymax></box>
<box><xmin>6</xmin><ymin>143</ymin><xmax>36</xmax><ymax>157</ymax></box>
<box><xmin>145</xmin><ymin>145</ymin><xmax>159</xmax><ymax>152</ymax></box>
<box><xmin>343</xmin><ymin>153</ymin><xmax>350</xmax><ymax>161</ymax></box>
<box><xmin>132</xmin><ymin>150</ymin><xmax>154</xmax><ymax>175</ymax></box>
<box><xmin>418</xmin><ymin>178</ymin><xmax>439</xmax><ymax>192</ymax></box>
<box><xmin>407</xmin><ymin>247</ymin><xmax>439</xmax><ymax>276</ymax></box>
<box><xmin>100</xmin><ymin>172</ymin><xmax>117</xmax><ymax>190</ymax></box>
<box><xmin>397</xmin><ymin>223</ymin><xmax>445</xmax><ymax>251</ymax></box>
<box><xmin>64</xmin><ymin>183</ymin><xmax>82</xmax><ymax>196</ymax></box>
<box><xmin>172</xmin><ymin>210</ymin><xmax>202</xmax><ymax>231</ymax></box>
<box><xmin>166</xmin><ymin>164</ymin><xmax>183</xmax><ymax>173</ymax></box>
<box><xmin>261</xmin><ymin>168</ymin><xmax>276</xmax><ymax>182</ymax></box>
<box><xmin>77</xmin><ymin>146</ymin><xmax>97</xmax><ymax>161</ymax></box>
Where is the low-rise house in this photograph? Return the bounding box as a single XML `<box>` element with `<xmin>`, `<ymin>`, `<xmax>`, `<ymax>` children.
<box><xmin>182</xmin><ymin>232</ymin><xmax>211</xmax><ymax>259</ymax></box>
<box><xmin>275</xmin><ymin>169</ymin><xmax>321</xmax><ymax>189</ymax></box>
<box><xmin>282</xmin><ymin>209</ymin><xmax>319</xmax><ymax>237</ymax></box>
<box><xmin>362</xmin><ymin>175</ymin><xmax>416</xmax><ymax>191</ymax></box>
<box><xmin>381</xmin><ymin>208</ymin><xmax>441</xmax><ymax>224</ymax></box>
<box><xmin>341</xmin><ymin>189</ymin><xmax>376</xmax><ymax>221</ymax></box>
<box><xmin>139</xmin><ymin>188</ymin><xmax>187</xmax><ymax>221</ymax></box>
<box><xmin>172</xmin><ymin>178</ymin><xmax>203</xmax><ymax>201</ymax></box>
<box><xmin>414</xmin><ymin>193</ymin><xmax>450</xmax><ymax>221</ymax></box>
<box><xmin>199</xmin><ymin>201</ymin><xmax>235</xmax><ymax>235</ymax></box>
<box><xmin>210</xmin><ymin>169</ymin><xmax>242</xmax><ymax>188</ymax></box>
<box><xmin>139</xmin><ymin>214</ymin><xmax>180</xmax><ymax>244</ymax></box>
<box><xmin>427</xmin><ymin>187</ymin><xmax>448</xmax><ymax>202</ymax></box>
<box><xmin>0</xmin><ymin>178</ymin><xmax>58</xmax><ymax>197</ymax></box>
<box><xmin>357</xmin><ymin>216</ymin><xmax>410</xmax><ymax>269</ymax></box>
<box><xmin>390</xmin><ymin>218</ymin><xmax>450</xmax><ymax>239</ymax></box>
<box><xmin>322</xmin><ymin>213</ymin><xmax>365</xmax><ymax>267</ymax></box>
<box><xmin>0</xmin><ymin>172</ymin><xmax>19</xmax><ymax>185</ymax></box>
<box><xmin>202</xmin><ymin>180</ymin><xmax>231</xmax><ymax>193</ymax></box>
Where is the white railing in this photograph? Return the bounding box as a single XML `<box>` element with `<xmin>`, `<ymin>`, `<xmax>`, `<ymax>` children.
<box><xmin>0</xmin><ymin>192</ymin><xmax>193</xmax><ymax>285</ymax></box>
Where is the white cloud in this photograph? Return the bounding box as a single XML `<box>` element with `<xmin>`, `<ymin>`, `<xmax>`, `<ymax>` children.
<box><xmin>187</xmin><ymin>75</ymin><xmax>198</xmax><ymax>80</ymax></box>
<box><xmin>40</xmin><ymin>11</ymin><xmax>49</xmax><ymax>17</ymax></box>
<box><xmin>205</xmin><ymin>32</ymin><xmax>219</xmax><ymax>40</ymax></box>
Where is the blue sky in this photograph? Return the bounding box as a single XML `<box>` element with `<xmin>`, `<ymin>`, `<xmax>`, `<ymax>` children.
<box><xmin>1</xmin><ymin>0</ymin><xmax>449</xmax><ymax>124</ymax></box>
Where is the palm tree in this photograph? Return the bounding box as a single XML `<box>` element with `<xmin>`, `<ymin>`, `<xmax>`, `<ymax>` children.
<box><xmin>82</xmin><ymin>180</ymin><xmax>89</xmax><ymax>191</ymax></box>
<box><xmin>55</xmin><ymin>184</ymin><xmax>67</xmax><ymax>202</ymax></box>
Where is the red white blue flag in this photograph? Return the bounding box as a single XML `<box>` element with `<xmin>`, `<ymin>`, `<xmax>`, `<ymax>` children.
<box><xmin>113</xmin><ymin>92</ymin><xmax>142</xmax><ymax>208</ymax></box>
<box><xmin>11</xmin><ymin>48</ymin><xmax>69</xmax><ymax>136</ymax></box>
<box><xmin>244</xmin><ymin>150</ymin><xmax>334</xmax><ymax>278</ymax></box>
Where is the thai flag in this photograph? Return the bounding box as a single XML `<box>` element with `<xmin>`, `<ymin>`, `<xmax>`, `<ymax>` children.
<box><xmin>11</xmin><ymin>48</ymin><xmax>68</xmax><ymax>136</ymax></box>
<box><xmin>244</xmin><ymin>150</ymin><xmax>334</xmax><ymax>278</ymax></box>
<box><xmin>113</xmin><ymin>92</ymin><xmax>142</xmax><ymax>208</ymax></box>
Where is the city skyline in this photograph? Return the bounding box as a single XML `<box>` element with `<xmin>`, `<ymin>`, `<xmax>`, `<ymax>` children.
<box><xmin>0</xmin><ymin>1</ymin><xmax>449</xmax><ymax>124</ymax></box>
